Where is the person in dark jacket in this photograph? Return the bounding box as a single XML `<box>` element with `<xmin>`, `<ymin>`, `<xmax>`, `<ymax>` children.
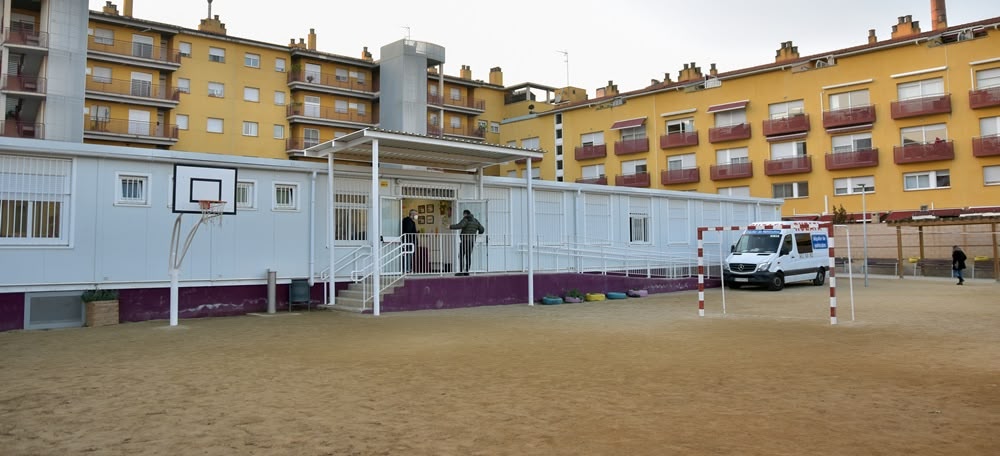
<box><xmin>449</xmin><ymin>210</ymin><xmax>484</xmax><ymax>276</ymax></box>
<box><xmin>952</xmin><ymin>245</ymin><xmax>967</xmax><ymax>285</ymax></box>
<box><xmin>402</xmin><ymin>209</ymin><xmax>418</xmax><ymax>272</ymax></box>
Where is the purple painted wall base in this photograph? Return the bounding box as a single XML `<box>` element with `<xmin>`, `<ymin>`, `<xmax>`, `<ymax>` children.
<box><xmin>0</xmin><ymin>292</ymin><xmax>25</xmax><ymax>331</ymax></box>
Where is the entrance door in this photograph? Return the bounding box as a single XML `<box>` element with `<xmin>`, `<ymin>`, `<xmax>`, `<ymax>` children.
<box><xmin>455</xmin><ymin>200</ymin><xmax>488</xmax><ymax>273</ymax></box>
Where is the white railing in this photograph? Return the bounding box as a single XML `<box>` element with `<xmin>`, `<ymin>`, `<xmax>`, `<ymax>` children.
<box><xmin>318</xmin><ymin>244</ymin><xmax>371</xmax><ymax>306</ymax></box>
<box><xmin>349</xmin><ymin>242</ymin><xmax>413</xmax><ymax>308</ymax></box>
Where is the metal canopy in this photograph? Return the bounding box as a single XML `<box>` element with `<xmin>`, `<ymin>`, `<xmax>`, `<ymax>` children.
<box><xmin>303</xmin><ymin>128</ymin><xmax>544</xmax><ymax>171</ymax></box>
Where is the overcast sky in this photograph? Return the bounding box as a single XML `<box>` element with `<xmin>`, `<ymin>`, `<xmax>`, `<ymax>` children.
<box><xmin>91</xmin><ymin>0</ymin><xmax>1000</xmax><ymax>96</ymax></box>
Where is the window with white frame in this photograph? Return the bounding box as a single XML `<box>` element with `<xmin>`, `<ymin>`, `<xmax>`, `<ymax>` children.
<box><xmin>901</xmin><ymin>123</ymin><xmax>947</xmax><ymax>145</ymax></box>
<box><xmin>829</xmin><ymin>89</ymin><xmax>870</xmax><ymax>110</ymax></box>
<box><xmin>628</xmin><ymin>197</ymin><xmax>651</xmax><ymax>244</ymax></box>
<box><xmin>352</xmin><ymin>71</ymin><xmax>366</xmax><ymax>85</ymax></box>
<box><xmin>832</xmin><ymin>133</ymin><xmax>873</xmax><ymax>153</ymax></box>
<box><xmin>177</xmin><ymin>77</ymin><xmax>190</xmax><ymax>94</ymax></box>
<box><xmin>530</xmin><ymin>167</ymin><xmax>541</xmax><ymax>179</ymax></box>
<box><xmin>304</xmin><ymin>96</ymin><xmax>320</xmax><ymax>117</ymax></box>
<box><xmin>620</xmin><ymin>125</ymin><xmax>646</xmax><ymax>141</ymax></box>
<box><xmin>334</xmin><ymin>182</ymin><xmax>369</xmax><ymax>242</ymax></box>
<box><xmin>976</xmin><ymin>67</ymin><xmax>1000</xmax><ymax>90</ymax></box>
<box><xmin>667</xmin><ymin>153</ymin><xmax>696</xmax><ymax>169</ymax></box>
<box><xmin>897</xmin><ymin>77</ymin><xmax>944</xmax><ymax>100</ymax></box>
<box><xmin>131</xmin><ymin>34</ymin><xmax>153</xmax><ymax>59</ymax></box>
<box><xmin>242</xmin><ymin>121</ymin><xmax>258</xmax><ymax>137</ymax></box>
<box><xmin>179</xmin><ymin>41</ymin><xmax>191</xmax><ymax>57</ymax></box>
<box><xmin>94</xmin><ymin>28</ymin><xmax>114</xmax><ymax>45</ymax></box>
<box><xmin>275</xmin><ymin>58</ymin><xmax>286</xmax><ymax>72</ymax></box>
<box><xmin>772</xmin><ymin>181</ymin><xmax>809</xmax><ymax>199</ymax></box>
<box><xmin>349</xmin><ymin>102</ymin><xmax>366</xmax><ymax>116</ymax></box>
<box><xmin>521</xmin><ymin>137</ymin><xmax>540</xmax><ymax>150</ymax></box>
<box><xmin>768</xmin><ymin>100</ymin><xmax>805</xmax><ymax>119</ymax></box>
<box><xmin>582</xmin><ymin>164</ymin><xmax>605</xmax><ymax>179</ymax></box>
<box><xmin>717</xmin><ymin>186</ymin><xmax>751</xmax><ymax>197</ymax></box>
<box><xmin>450</xmin><ymin>116</ymin><xmax>461</xmax><ymax>128</ymax></box>
<box><xmin>89</xmin><ymin>105</ymin><xmax>110</xmax><ymax>123</ymax></box>
<box><xmin>305</xmin><ymin>64</ymin><xmax>321</xmax><ymax>82</ymax></box>
<box><xmin>0</xmin><ymin>155</ymin><xmax>71</xmax><ymax>245</ymax></box>
<box><xmin>335</xmin><ymin>68</ymin><xmax>348</xmax><ymax>82</ymax></box>
<box><xmin>622</xmin><ymin>159</ymin><xmax>647</xmax><ymax>175</ymax></box>
<box><xmin>490</xmin><ymin>122</ymin><xmax>500</xmax><ymax>134</ymax></box>
<box><xmin>207</xmin><ymin>118</ymin><xmax>223</xmax><ymax>133</ymax></box>
<box><xmin>666</xmin><ymin>117</ymin><xmax>694</xmax><ymax>134</ymax></box>
<box><xmin>716</xmin><ymin>147</ymin><xmax>749</xmax><ymax>164</ymax></box>
<box><xmin>92</xmin><ymin>66</ymin><xmax>112</xmax><ymax>83</ymax></box>
<box><xmin>535</xmin><ymin>191</ymin><xmax>563</xmax><ymax>244</ymax></box>
<box><xmin>985</xmin><ymin>165</ymin><xmax>1000</xmax><ymax>186</ymax></box>
<box><xmin>208</xmin><ymin>47</ymin><xmax>225</xmax><ymax>63</ymax></box>
<box><xmin>116</xmin><ymin>173</ymin><xmax>149</xmax><ymax>206</ymax></box>
<box><xmin>244</xmin><ymin>53</ymin><xmax>260</xmax><ymax>68</ymax></box>
<box><xmin>981</xmin><ymin>116</ymin><xmax>1000</xmax><ymax>137</ymax></box>
<box><xmin>303</xmin><ymin>128</ymin><xmax>320</xmax><ymax>148</ymax></box>
<box><xmin>274</xmin><ymin>91</ymin><xmax>285</xmax><ymax>106</ymax></box>
<box><xmin>208</xmin><ymin>82</ymin><xmax>224</xmax><ymax>98</ymax></box>
<box><xmin>904</xmin><ymin>170</ymin><xmax>949</xmax><ymax>191</ymax></box>
<box><xmin>273</xmin><ymin>183</ymin><xmax>298</xmax><ymax>211</ymax></box>
<box><xmin>236</xmin><ymin>181</ymin><xmax>256</xmax><ymax>209</ymax></box>
<box><xmin>834</xmin><ymin>176</ymin><xmax>874</xmax><ymax>195</ymax></box>
<box><xmin>243</xmin><ymin>87</ymin><xmax>259</xmax><ymax>102</ymax></box>
<box><xmin>176</xmin><ymin>114</ymin><xmax>188</xmax><ymax>130</ymax></box>
<box><xmin>581</xmin><ymin>131</ymin><xmax>604</xmax><ymax>146</ymax></box>
<box><xmin>714</xmin><ymin>109</ymin><xmax>746</xmax><ymax>127</ymax></box>
<box><xmin>130</xmin><ymin>71</ymin><xmax>152</xmax><ymax>97</ymax></box>
<box><xmin>273</xmin><ymin>124</ymin><xmax>284</xmax><ymax>139</ymax></box>
<box><xmin>334</xmin><ymin>100</ymin><xmax>348</xmax><ymax>114</ymax></box>
<box><xmin>770</xmin><ymin>140</ymin><xmax>807</xmax><ymax>159</ymax></box>
<box><xmin>450</xmin><ymin>88</ymin><xmax>461</xmax><ymax>100</ymax></box>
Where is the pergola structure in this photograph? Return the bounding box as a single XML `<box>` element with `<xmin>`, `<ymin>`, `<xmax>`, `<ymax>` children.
<box><xmin>885</xmin><ymin>213</ymin><xmax>1000</xmax><ymax>281</ymax></box>
<box><xmin>304</xmin><ymin>128</ymin><xmax>545</xmax><ymax>314</ymax></box>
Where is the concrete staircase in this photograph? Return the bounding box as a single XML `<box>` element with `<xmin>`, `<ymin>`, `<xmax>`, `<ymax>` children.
<box><xmin>324</xmin><ymin>278</ymin><xmax>406</xmax><ymax>313</ymax></box>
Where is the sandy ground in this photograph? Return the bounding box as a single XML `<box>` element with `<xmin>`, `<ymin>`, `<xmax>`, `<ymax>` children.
<box><xmin>1</xmin><ymin>275</ymin><xmax>998</xmax><ymax>456</ymax></box>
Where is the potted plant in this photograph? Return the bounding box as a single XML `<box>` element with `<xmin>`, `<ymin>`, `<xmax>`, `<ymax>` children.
<box><xmin>541</xmin><ymin>294</ymin><xmax>563</xmax><ymax>305</ymax></box>
<box><xmin>81</xmin><ymin>288</ymin><xmax>120</xmax><ymax>327</ymax></box>
<box><xmin>563</xmin><ymin>289</ymin><xmax>584</xmax><ymax>303</ymax></box>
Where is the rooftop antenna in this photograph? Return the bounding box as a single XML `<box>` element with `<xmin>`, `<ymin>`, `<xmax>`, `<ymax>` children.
<box><xmin>207</xmin><ymin>0</ymin><xmax>213</xmax><ymax>18</ymax></box>
<box><xmin>402</xmin><ymin>26</ymin><xmax>411</xmax><ymax>40</ymax></box>
<box><xmin>556</xmin><ymin>50</ymin><xmax>569</xmax><ymax>87</ymax></box>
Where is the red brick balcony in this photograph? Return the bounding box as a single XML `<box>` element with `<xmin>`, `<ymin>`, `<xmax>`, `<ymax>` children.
<box><xmin>764</xmin><ymin>156</ymin><xmax>812</xmax><ymax>176</ymax></box>
<box><xmin>615</xmin><ymin>172</ymin><xmax>651</xmax><ymax>188</ymax></box>
<box><xmin>710</xmin><ymin>162</ymin><xmax>753</xmax><ymax>181</ymax></box>
<box><xmin>762</xmin><ymin>114</ymin><xmax>810</xmax><ymax>137</ymax></box>
<box><xmin>85</xmin><ymin>77</ymin><xmax>179</xmax><ymax>101</ymax></box>
<box><xmin>1</xmin><ymin>75</ymin><xmax>45</xmax><ymax>94</ymax></box>
<box><xmin>969</xmin><ymin>87</ymin><xmax>1000</xmax><ymax>109</ymax></box>
<box><xmin>576</xmin><ymin>176</ymin><xmax>608</xmax><ymax>185</ymax></box>
<box><xmin>893</xmin><ymin>140</ymin><xmax>955</xmax><ymax>164</ymax></box>
<box><xmin>659</xmin><ymin>131</ymin><xmax>698</xmax><ymax>149</ymax></box>
<box><xmin>822</xmin><ymin>105</ymin><xmax>876</xmax><ymax>129</ymax></box>
<box><xmin>2</xmin><ymin>27</ymin><xmax>48</xmax><ymax>48</ymax></box>
<box><xmin>574</xmin><ymin>144</ymin><xmax>607</xmax><ymax>160</ymax></box>
<box><xmin>890</xmin><ymin>94</ymin><xmax>952</xmax><ymax>119</ymax></box>
<box><xmin>85</xmin><ymin>118</ymin><xmax>178</xmax><ymax>139</ymax></box>
<box><xmin>428</xmin><ymin>94</ymin><xmax>486</xmax><ymax>111</ymax></box>
<box><xmin>824</xmin><ymin>148</ymin><xmax>879</xmax><ymax>170</ymax></box>
<box><xmin>708</xmin><ymin>123</ymin><xmax>751</xmax><ymax>143</ymax></box>
<box><xmin>87</xmin><ymin>36</ymin><xmax>180</xmax><ymax>64</ymax></box>
<box><xmin>0</xmin><ymin>121</ymin><xmax>43</xmax><ymax>139</ymax></box>
<box><xmin>614</xmin><ymin>138</ymin><xmax>649</xmax><ymax>155</ymax></box>
<box><xmin>661</xmin><ymin>167</ymin><xmax>700</xmax><ymax>185</ymax></box>
<box><xmin>972</xmin><ymin>135</ymin><xmax>1000</xmax><ymax>157</ymax></box>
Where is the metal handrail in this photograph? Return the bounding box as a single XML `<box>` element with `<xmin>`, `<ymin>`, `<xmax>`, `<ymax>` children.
<box><xmin>349</xmin><ymin>242</ymin><xmax>414</xmax><ymax>308</ymax></box>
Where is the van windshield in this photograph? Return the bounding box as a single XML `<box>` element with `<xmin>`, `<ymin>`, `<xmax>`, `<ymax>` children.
<box><xmin>733</xmin><ymin>232</ymin><xmax>782</xmax><ymax>254</ymax></box>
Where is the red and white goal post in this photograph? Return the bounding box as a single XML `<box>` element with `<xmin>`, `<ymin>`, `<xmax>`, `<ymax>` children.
<box><xmin>696</xmin><ymin>222</ymin><xmax>840</xmax><ymax>325</ymax></box>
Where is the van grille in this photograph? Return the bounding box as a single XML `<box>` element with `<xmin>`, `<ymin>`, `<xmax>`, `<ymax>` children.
<box><xmin>730</xmin><ymin>263</ymin><xmax>757</xmax><ymax>273</ymax></box>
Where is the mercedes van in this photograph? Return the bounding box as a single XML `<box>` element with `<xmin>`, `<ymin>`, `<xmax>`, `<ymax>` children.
<box><xmin>723</xmin><ymin>223</ymin><xmax>829</xmax><ymax>291</ymax></box>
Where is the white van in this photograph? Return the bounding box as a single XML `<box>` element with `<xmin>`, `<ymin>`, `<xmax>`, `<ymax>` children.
<box><xmin>723</xmin><ymin>222</ymin><xmax>829</xmax><ymax>291</ymax></box>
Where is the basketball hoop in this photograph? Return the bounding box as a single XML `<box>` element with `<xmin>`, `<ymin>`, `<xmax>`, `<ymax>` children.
<box><xmin>199</xmin><ymin>200</ymin><xmax>226</xmax><ymax>226</ymax></box>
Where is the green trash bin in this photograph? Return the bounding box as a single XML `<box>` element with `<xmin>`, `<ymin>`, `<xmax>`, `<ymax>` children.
<box><xmin>289</xmin><ymin>278</ymin><xmax>310</xmax><ymax>311</ymax></box>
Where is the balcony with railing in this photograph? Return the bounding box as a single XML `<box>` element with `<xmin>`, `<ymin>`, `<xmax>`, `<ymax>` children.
<box><xmin>574</xmin><ymin>144</ymin><xmax>607</xmax><ymax>160</ymax></box>
<box><xmin>890</xmin><ymin>94</ymin><xmax>951</xmax><ymax>119</ymax></box>
<box><xmin>764</xmin><ymin>155</ymin><xmax>812</xmax><ymax>176</ymax></box>
<box><xmin>710</xmin><ymin>161</ymin><xmax>753</xmax><ymax>181</ymax></box>
<box><xmin>614</xmin><ymin>137</ymin><xmax>649</xmax><ymax>155</ymax></box>
<box><xmin>615</xmin><ymin>172</ymin><xmax>650</xmax><ymax>188</ymax></box>
<box><xmin>969</xmin><ymin>87</ymin><xmax>1000</xmax><ymax>109</ymax></box>
<box><xmin>659</xmin><ymin>131</ymin><xmax>698</xmax><ymax>149</ymax></box>
<box><xmin>427</xmin><ymin>124</ymin><xmax>486</xmax><ymax>139</ymax></box>
<box><xmin>286</xmin><ymin>137</ymin><xmax>323</xmax><ymax>151</ymax></box>
<box><xmin>972</xmin><ymin>135</ymin><xmax>1000</xmax><ymax>157</ymax></box>
<box><xmin>87</xmin><ymin>36</ymin><xmax>180</xmax><ymax>66</ymax></box>
<box><xmin>822</xmin><ymin>105</ymin><xmax>876</xmax><ymax>129</ymax></box>
<box><xmin>824</xmin><ymin>148</ymin><xmax>879</xmax><ymax>170</ymax></box>
<box><xmin>660</xmin><ymin>167</ymin><xmax>700</xmax><ymax>185</ymax></box>
<box><xmin>428</xmin><ymin>94</ymin><xmax>486</xmax><ymax>111</ymax></box>
<box><xmin>762</xmin><ymin>114</ymin><xmax>810</xmax><ymax>137</ymax></box>
<box><xmin>0</xmin><ymin>121</ymin><xmax>43</xmax><ymax>139</ymax></box>
<box><xmin>708</xmin><ymin>123</ymin><xmax>751</xmax><ymax>143</ymax></box>
<box><xmin>575</xmin><ymin>175</ymin><xmax>608</xmax><ymax>185</ymax></box>
<box><xmin>84</xmin><ymin>118</ymin><xmax>178</xmax><ymax>141</ymax></box>
<box><xmin>893</xmin><ymin>140</ymin><xmax>954</xmax><ymax>164</ymax></box>
<box><xmin>286</xmin><ymin>104</ymin><xmax>372</xmax><ymax>125</ymax></box>
<box><xmin>1</xmin><ymin>75</ymin><xmax>45</xmax><ymax>94</ymax></box>
<box><xmin>86</xmin><ymin>77</ymin><xmax>179</xmax><ymax>102</ymax></box>
<box><xmin>2</xmin><ymin>27</ymin><xmax>47</xmax><ymax>48</ymax></box>
<box><xmin>287</xmin><ymin>70</ymin><xmax>375</xmax><ymax>93</ymax></box>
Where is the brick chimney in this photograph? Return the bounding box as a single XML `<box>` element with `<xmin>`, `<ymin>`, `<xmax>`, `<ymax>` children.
<box><xmin>489</xmin><ymin>67</ymin><xmax>503</xmax><ymax>86</ymax></box>
<box><xmin>662</xmin><ymin>73</ymin><xmax>673</xmax><ymax>84</ymax></box>
<box><xmin>931</xmin><ymin>0</ymin><xmax>948</xmax><ymax>30</ymax></box>
<box><xmin>891</xmin><ymin>15</ymin><xmax>921</xmax><ymax>39</ymax></box>
<box><xmin>307</xmin><ymin>29</ymin><xmax>316</xmax><ymax>51</ymax></box>
<box><xmin>775</xmin><ymin>41</ymin><xmax>800</xmax><ymax>63</ymax></box>
<box><xmin>677</xmin><ymin>62</ymin><xmax>702</xmax><ymax>83</ymax></box>
<box><xmin>102</xmin><ymin>1</ymin><xmax>119</xmax><ymax>15</ymax></box>
<box><xmin>199</xmin><ymin>15</ymin><xmax>227</xmax><ymax>35</ymax></box>
<box><xmin>123</xmin><ymin>0</ymin><xmax>133</xmax><ymax>17</ymax></box>
<box><xmin>599</xmin><ymin>80</ymin><xmax>619</xmax><ymax>98</ymax></box>
<box><xmin>361</xmin><ymin>46</ymin><xmax>373</xmax><ymax>62</ymax></box>
<box><xmin>460</xmin><ymin>65</ymin><xmax>472</xmax><ymax>80</ymax></box>
<box><xmin>709</xmin><ymin>63</ymin><xmax>718</xmax><ymax>77</ymax></box>
<box><xmin>868</xmin><ymin>29</ymin><xmax>878</xmax><ymax>44</ymax></box>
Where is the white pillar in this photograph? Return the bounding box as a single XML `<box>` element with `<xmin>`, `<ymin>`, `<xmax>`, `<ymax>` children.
<box><xmin>371</xmin><ymin>139</ymin><xmax>381</xmax><ymax>316</ymax></box>
<box><xmin>328</xmin><ymin>152</ymin><xmax>336</xmax><ymax>307</ymax></box>
<box><xmin>526</xmin><ymin>158</ymin><xmax>535</xmax><ymax>306</ymax></box>
<box><xmin>169</xmin><ymin>268</ymin><xmax>179</xmax><ymax>326</ymax></box>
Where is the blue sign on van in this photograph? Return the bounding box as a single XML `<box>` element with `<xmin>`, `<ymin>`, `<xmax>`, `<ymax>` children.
<box><xmin>812</xmin><ymin>234</ymin><xmax>829</xmax><ymax>249</ymax></box>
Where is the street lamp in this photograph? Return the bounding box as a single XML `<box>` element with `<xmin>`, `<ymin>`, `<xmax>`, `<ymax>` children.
<box><xmin>856</xmin><ymin>183</ymin><xmax>869</xmax><ymax>287</ymax></box>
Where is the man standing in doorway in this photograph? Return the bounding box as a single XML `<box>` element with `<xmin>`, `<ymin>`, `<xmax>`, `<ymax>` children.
<box><xmin>402</xmin><ymin>209</ymin><xmax>418</xmax><ymax>272</ymax></box>
<box><xmin>449</xmin><ymin>209</ymin><xmax>484</xmax><ymax>276</ymax></box>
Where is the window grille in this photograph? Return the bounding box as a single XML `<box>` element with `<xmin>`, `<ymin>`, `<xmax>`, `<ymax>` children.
<box><xmin>1</xmin><ymin>155</ymin><xmax>71</xmax><ymax>245</ymax></box>
<box><xmin>118</xmin><ymin>174</ymin><xmax>147</xmax><ymax>205</ymax></box>
<box><xmin>399</xmin><ymin>185</ymin><xmax>456</xmax><ymax>199</ymax></box>
<box><xmin>274</xmin><ymin>183</ymin><xmax>297</xmax><ymax>210</ymax></box>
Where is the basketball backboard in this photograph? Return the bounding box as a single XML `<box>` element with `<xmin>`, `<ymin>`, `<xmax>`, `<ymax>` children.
<box><xmin>172</xmin><ymin>164</ymin><xmax>238</xmax><ymax>215</ymax></box>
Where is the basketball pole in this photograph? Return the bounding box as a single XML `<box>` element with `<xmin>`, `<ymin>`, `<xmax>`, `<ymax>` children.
<box><xmin>168</xmin><ymin>213</ymin><xmax>209</xmax><ymax>327</ymax></box>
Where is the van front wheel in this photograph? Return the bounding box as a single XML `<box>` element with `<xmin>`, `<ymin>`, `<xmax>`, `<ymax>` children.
<box><xmin>767</xmin><ymin>273</ymin><xmax>785</xmax><ymax>291</ymax></box>
<box><xmin>813</xmin><ymin>268</ymin><xmax>826</xmax><ymax>286</ymax></box>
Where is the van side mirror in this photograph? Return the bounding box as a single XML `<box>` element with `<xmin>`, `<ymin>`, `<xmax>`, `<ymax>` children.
<box><xmin>730</xmin><ymin>244</ymin><xmax>736</xmax><ymax>253</ymax></box>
